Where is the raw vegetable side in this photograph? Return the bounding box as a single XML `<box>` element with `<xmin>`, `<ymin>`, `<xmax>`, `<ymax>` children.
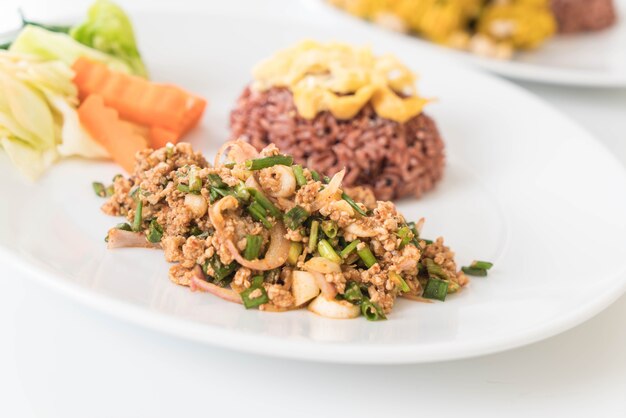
<box><xmin>101</xmin><ymin>140</ymin><xmax>492</xmax><ymax>320</ymax></box>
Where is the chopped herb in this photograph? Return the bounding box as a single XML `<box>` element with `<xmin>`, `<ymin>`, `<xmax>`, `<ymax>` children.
<box><xmin>209</xmin><ymin>188</ymin><xmax>220</xmax><ymax>203</ymax></box>
<box><xmin>247</xmin><ymin>202</ymin><xmax>273</xmax><ymax>229</ymax></box>
<box><xmin>92</xmin><ymin>182</ymin><xmax>106</xmax><ymax>197</ymax></box>
<box><xmin>240</xmin><ymin>275</ymin><xmax>269</xmax><ymax>309</ymax></box>
<box><xmin>132</xmin><ymin>199</ymin><xmax>143</xmax><ymax>232</ymax></box>
<box><xmin>310</xmin><ymin>170</ymin><xmax>320</xmax><ymax>182</ymax></box>
<box><xmin>244</xmin><ymin>234</ymin><xmax>262</xmax><ymax>260</ymax></box>
<box><xmin>115</xmin><ymin>222</ymin><xmax>132</xmax><ymax>231</ymax></box>
<box><xmin>361</xmin><ymin>299</ymin><xmax>386</xmax><ymax>321</ymax></box>
<box><xmin>396</xmin><ymin>226</ymin><xmax>414</xmax><ymax>248</ymax></box>
<box><xmin>321</xmin><ymin>220</ymin><xmax>338</xmax><ymax>238</ymax></box>
<box><xmin>389</xmin><ymin>271</ymin><xmax>410</xmax><ymax>293</ymax></box>
<box><xmin>207</xmin><ymin>173</ymin><xmax>227</xmax><ymax>188</ymax></box>
<box><xmin>343</xmin><ymin>281</ymin><xmax>364</xmax><ymax>304</ymax></box>
<box><xmin>423</xmin><ymin>278</ymin><xmax>448</xmax><ymax>301</ymax></box>
<box><xmin>461</xmin><ymin>266</ymin><xmax>488</xmax><ymax>277</ymax></box>
<box><xmin>146</xmin><ymin>219</ymin><xmax>163</xmax><ymax>243</ymax></box>
<box><xmin>317</xmin><ymin>239</ymin><xmax>342</xmax><ymax>263</ymax></box>
<box><xmin>247</xmin><ymin>188</ymin><xmax>282</xmax><ymax>219</ymax></box>
<box><xmin>287</xmin><ymin>242</ymin><xmax>303</xmax><ymax>266</ymax></box>
<box><xmin>206</xmin><ymin>256</ymin><xmax>238</xmax><ymax>285</ymax></box>
<box><xmin>323</xmin><ymin>176</ymin><xmax>331</xmax><ymax>184</ymax></box>
<box><xmin>284</xmin><ymin>206</ymin><xmax>309</xmax><ymax>230</ymax></box>
<box><xmin>471</xmin><ymin>260</ymin><xmax>493</xmax><ymax>270</ymax></box>
<box><xmin>292</xmin><ymin>164</ymin><xmax>307</xmax><ymax>186</ymax></box>
<box><xmin>357</xmin><ymin>244</ymin><xmax>377</xmax><ymax>268</ymax></box>
<box><xmin>341</xmin><ymin>192</ymin><xmax>367</xmax><ymax>216</ymax></box>
<box><xmin>425</xmin><ymin>259</ymin><xmax>448</xmax><ymax>280</ymax></box>
<box><xmin>340</xmin><ymin>240</ymin><xmax>360</xmax><ymax>258</ymax></box>
<box><xmin>245</xmin><ymin>155</ymin><xmax>293</xmax><ymax>170</ymax></box>
<box><xmin>308</xmin><ymin>220</ymin><xmax>320</xmax><ymax>253</ymax></box>
<box><xmin>105</xmin><ymin>184</ymin><xmax>115</xmax><ymax>197</ymax></box>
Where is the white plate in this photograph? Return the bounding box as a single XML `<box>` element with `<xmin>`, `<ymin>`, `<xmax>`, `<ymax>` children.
<box><xmin>2</xmin><ymin>10</ymin><xmax>626</xmax><ymax>364</ymax></box>
<box><xmin>312</xmin><ymin>0</ymin><xmax>626</xmax><ymax>87</ymax></box>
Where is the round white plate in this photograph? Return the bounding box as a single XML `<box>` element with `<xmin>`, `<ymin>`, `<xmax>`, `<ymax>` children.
<box><xmin>312</xmin><ymin>0</ymin><xmax>626</xmax><ymax>87</ymax></box>
<box><xmin>2</xmin><ymin>10</ymin><xmax>626</xmax><ymax>364</ymax></box>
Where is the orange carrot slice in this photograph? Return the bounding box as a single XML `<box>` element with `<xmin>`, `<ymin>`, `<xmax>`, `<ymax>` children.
<box><xmin>149</xmin><ymin>126</ymin><xmax>179</xmax><ymax>149</ymax></box>
<box><xmin>72</xmin><ymin>57</ymin><xmax>207</xmax><ymax>135</ymax></box>
<box><xmin>78</xmin><ymin>94</ymin><xmax>147</xmax><ymax>173</ymax></box>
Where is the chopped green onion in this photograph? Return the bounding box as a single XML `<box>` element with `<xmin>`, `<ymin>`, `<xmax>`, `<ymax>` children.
<box><xmin>321</xmin><ymin>220</ymin><xmax>338</xmax><ymax>238</ymax></box>
<box><xmin>293</xmin><ymin>164</ymin><xmax>307</xmax><ymax>186</ymax></box>
<box><xmin>105</xmin><ymin>184</ymin><xmax>115</xmax><ymax>197</ymax></box>
<box><xmin>447</xmin><ymin>281</ymin><xmax>461</xmax><ymax>294</ymax></box>
<box><xmin>234</xmin><ymin>182</ymin><xmax>250</xmax><ymax>202</ymax></box>
<box><xmin>471</xmin><ymin>260</ymin><xmax>494</xmax><ymax>270</ymax></box>
<box><xmin>208</xmin><ymin>173</ymin><xmax>227</xmax><ymax>188</ymax></box>
<box><xmin>112</xmin><ymin>174</ymin><xmax>123</xmax><ymax>182</ymax></box>
<box><xmin>146</xmin><ymin>219</ymin><xmax>163</xmax><ymax>243</ymax></box>
<box><xmin>240</xmin><ymin>277</ymin><xmax>269</xmax><ymax>309</ymax></box>
<box><xmin>389</xmin><ymin>271</ymin><xmax>410</xmax><ymax>293</ymax></box>
<box><xmin>343</xmin><ymin>281</ymin><xmax>364</xmax><ymax>304</ymax></box>
<box><xmin>396</xmin><ymin>226</ymin><xmax>414</xmax><ymax>248</ymax></box>
<box><xmin>247</xmin><ymin>202</ymin><xmax>273</xmax><ymax>229</ymax></box>
<box><xmin>244</xmin><ymin>235</ymin><xmax>262</xmax><ymax>260</ymax></box>
<box><xmin>245</xmin><ymin>155</ymin><xmax>293</xmax><ymax>170</ymax></box>
<box><xmin>287</xmin><ymin>242</ymin><xmax>303</xmax><ymax>266</ymax></box>
<box><xmin>461</xmin><ymin>266</ymin><xmax>488</xmax><ymax>277</ymax></box>
<box><xmin>361</xmin><ymin>299</ymin><xmax>386</xmax><ymax>321</ymax></box>
<box><xmin>132</xmin><ymin>199</ymin><xmax>143</xmax><ymax>232</ymax></box>
<box><xmin>92</xmin><ymin>182</ymin><xmax>106</xmax><ymax>197</ymax></box>
<box><xmin>310</xmin><ymin>170</ymin><xmax>321</xmax><ymax>182</ymax></box>
<box><xmin>115</xmin><ymin>223</ymin><xmax>132</xmax><ymax>231</ymax></box>
<box><xmin>247</xmin><ymin>188</ymin><xmax>282</xmax><ymax>219</ymax></box>
<box><xmin>317</xmin><ymin>239</ymin><xmax>342</xmax><ymax>263</ymax></box>
<box><xmin>341</xmin><ymin>192</ymin><xmax>367</xmax><ymax>216</ymax></box>
<box><xmin>340</xmin><ymin>240</ymin><xmax>360</xmax><ymax>258</ymax></box>
<box><xmin>422</xmin><ymin>278</ymin><xmax>448</xmax><ymax>301</ymax></box>
<box><xmin>284</xmin><ymin>206</ymin><xmax>309</xmax><ymax>230</ymax></box>
<box><xmin>188</xmin><ymin>166</ymin><xmax>202</xmax><ymax>192</ymax></box>
<box><xmin>357</xmin><ymin>244</ymin><xmax>377</xmax><ymax>268</ymax></box>
<box><xmin>425</xmin><ymin>259</ymin><xmax>448</xmax><ymax>280</ymax></box>
<box><xmin>177</xmin><ymin>184</ymin><xmax>198</xmax><ymax>194</ymax></box>
<box><xmin>213</xmin><ymin>187</ymin><xmax>234</xmax><ymax>198</ymax></box>
<box><xmin>206</xmin><ymin>256</ymin><xmax>238</xmax><ymax>285</ymax></box>
<box><xmin>308</xmin><ymin>220</ymin><xmax>320</xmax><ymax>253</ymax></box>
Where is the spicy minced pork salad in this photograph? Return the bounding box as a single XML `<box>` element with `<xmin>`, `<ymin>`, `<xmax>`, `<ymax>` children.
<box><xmin>100</xmin><ymin>140</ymin><xmax>491</xmax><ymax>320</ymax></box>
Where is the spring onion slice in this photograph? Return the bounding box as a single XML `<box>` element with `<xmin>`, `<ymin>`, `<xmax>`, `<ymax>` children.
<box><xmin>422</xmin><ymin>278</ymin><xmax>448</xmax><ymax>301</ymax></box>
<box><xmin>357</xmin><ymin>244</ymin><xmax>377</xmax><ymax>268</ymax></box>
<box><xmin>361</xmin><ymin>299</ymin><xmax>386</xmax><ymax>321</ymax></box>
<box><xmin>343</xmin><ymin>281</ymin><xmax>364</xmax><ymax>304</ymax></box>
<box><xmin>244</xmin><ymin>234</ymin><xmax>262</xmax><ymax>260</ymax></box>
<box><xmin>284</xmin><ymin>206</ymin><xmax>309</xmax><ymax>230</ymax></box>
<box><xmin>240</xmin><ymin>275</ymin><xmax>269</xmax><ymax>309</ymax></box>
<box><xmin>341</xmin><ymin>192</ymin><xmax>367</xmax><ymax>216</ymax></box>
<box><xmin>292</xmin><ymin>164</ymin><xmax>307</xmax><ymax>186</ymax></box>
<box><xmin>340</xmin><ymin>240</ymin><xmax>360</xmax><ymax>258</ymax></box>
<box><xmin>308</xmin><ymin>220</ymin><xmax>320</xmax><ymax>253</ymax></box>
<box><xmin>115</xmin><ymin>222</ymin><xmax>132</xmax><ymax>231</ymax></box>
<box><xmin>247</xmin><ymin>188</ymin><xmax>282</xmax><ymax>219</ymax></box>
<box><xmin>247</xmin><ymin>203</ymin><xmax>273</xmax><ymax>229</ymax></box>
<box><xmin>92</xmin><ymin>182</ymin><xmax>106</xmax><ymax>197</ymax></box>
<box><xmin>310</xmin><ymin>170</ymin><xmax>321</xmax><ymax>182</ymax></box>
<box><xmin>461</xmin><ymin>266</ymin><xmax>488</xmax><ymax>277</ymax></box>
<box><xmin>471</xmin><ymin>260</ymin><xmax>493</xmax><ymax>270</ymax></box>
<box><xmin>425</xmin><ymin>259</ymin><xmax>448</xmax><ymax>280</ymax></box>
<box><xmin>245</xmin><ymin>155</ymin><xmax>293</xmax><ymax>170</ymax></box>
<box><xmin>389</xmin><ymin>271</ymin><xmax>410</xmax><ymax>293</ymax></box>
<box><xmin>146</xmin><ymin>219</ymin><xmax>163</xmax><ymax>243</ymax></box>
<box><xmin>396</xmin><ymin>226</ymin><xmax>413</xmax><ymax>248</ymax></box>
<box><xmin>321</xmin><ymin>220</ymin><xmax>338</xmax><ymax>238</ymax></box>
<box><xmin>206</xmin><ymin>256</ymin><xmax>238</xmax><ymax>284</ymax></box>
<box><xmin>287</xmin><ymin>242</ymin><xmax>303</xmax><ymax>266</ymax></box>
<box><xmin>317</xmin><ymin>239</ymin><xmax>342</xmax><ymax>263</ymax></box>
<box><xmin>132</xmin><ymin>199</ymin><xmax>143</xmax><ymax>232</ymax></box>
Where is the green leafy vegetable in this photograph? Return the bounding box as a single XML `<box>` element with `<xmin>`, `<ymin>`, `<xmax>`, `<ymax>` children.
<box><xmin>423</xmin><ymin>278</ymin><xmax>448</xmax><ymax>301</ymax></box>
<box><xmin>70</xmin><ymin>0</ymin><xmax>148</xmax><ymax>77</ymax></box>
<box><xmin>146</xmin><ymin>219</ymin><xmax>163</xmax><ymax>243</ymax></box>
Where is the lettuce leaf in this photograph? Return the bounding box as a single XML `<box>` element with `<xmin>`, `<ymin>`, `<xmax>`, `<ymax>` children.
<box><xmin>70</xmin><ymin>0</ymin><xmax>148</xmax><ymax>77</ymax></box>
<box><xmin>9</xmin><ymin>25</ymin><xmax>132</xmax><ymax>74</ymax></box>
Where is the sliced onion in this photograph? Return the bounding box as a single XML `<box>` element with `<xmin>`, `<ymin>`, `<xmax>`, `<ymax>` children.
<box><xmin>344</xmin><ymin>222</ymin><xmax>377</xmax><ymax>238</ymax></box>
<box><xmin>189</xmin><ymin>265</ymin><xmax>242</xmax><ymax>304</ymax></box>
<box><xmin>245</xmin><ymin>175</ymin><xmax>261</xmax><ymax>189</ymax></box>
<box><xmin>208</xmin><ymin>195</ymin><xmax>238</xmax><ymax>237</ymax></box>
<box><xmin>304</xmin><ymin>257</ymin><xmax>341</xmax><ymax>274</ymax></box>
<box><xmin>311</xmin><ymin>169</ymin><xmax>345</xmax><ymax>211</ymax></box>
<box><xmin>214</xmin><ymin>139</ymin><xmax>258</xmax><ymax>167</ymax></box>
<box><xmin>106</xmin><ymin>229</ymin><xmax>160</xmax><ymax>249</ymax></box>
<box><xmin>184</xmin><ymin>193</ymin><xmax>208</xmax><ymax>217</ymax></box>
<box><xmin>267</xmin><ymin>165</ymin><xmax>296</xmax><ymax>198</ymax></box>
<box><xmin>226</xmin><ymin>221</ymin><xmax>290</xmax><ymax>271</ymax></box>
<box><xmin>309</xmin><ymin>270</ymin><xmax>337</xmax><ymax>299</ymax></box>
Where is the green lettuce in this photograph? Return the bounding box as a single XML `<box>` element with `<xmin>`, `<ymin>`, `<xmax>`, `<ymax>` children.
<box><xmin>70</xmin><ymin>0</ymin><xmax>148</xmax><ymax>77</ymax></box>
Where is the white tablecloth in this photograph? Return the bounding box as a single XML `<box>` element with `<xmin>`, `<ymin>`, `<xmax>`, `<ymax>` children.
<box><xmin>1</xmin><ymin>1</ymin><xmax>625</xmax><ymax>416</ymax></box>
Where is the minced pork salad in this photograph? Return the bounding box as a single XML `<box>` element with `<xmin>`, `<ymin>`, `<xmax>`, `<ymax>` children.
<box><xmin>98</xmin><ymin>140</ymin><xmax>493</xmax><ymax>320</ymax></box>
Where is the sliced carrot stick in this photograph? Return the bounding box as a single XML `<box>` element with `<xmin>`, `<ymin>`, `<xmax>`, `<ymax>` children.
<box><xmin>149</xmin><ymin>126</ymin><xmax>179</xmax><ymax>149</ymax></box>
<box><xmin>78</xmin><ymin>94</ymin><xmax>147</xmax><ymax>173</ymax></box>
<box><xmin>72</xmin><ymin>57</ymin><xmax>207</xmax><ymax>135</ymax></box>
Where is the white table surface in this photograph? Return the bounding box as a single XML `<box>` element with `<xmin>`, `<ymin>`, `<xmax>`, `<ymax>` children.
<box><xmin>1</xmin><ymin>1</ymin><xmax>626</xmax><ymax>417</ymax></box>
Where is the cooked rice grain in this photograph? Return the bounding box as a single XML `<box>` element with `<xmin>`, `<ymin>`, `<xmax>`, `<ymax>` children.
<box><xmin>230</xmin><ymin>86</ymin><xmax>445</xmax><ymax>201</ymax></box>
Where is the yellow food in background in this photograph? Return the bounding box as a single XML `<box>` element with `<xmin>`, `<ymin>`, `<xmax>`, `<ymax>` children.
<box><xmin>252</xmin><ymin>40</ymin><xmax>428</xmax><ymax>123</ymax></box>
<box><xmin>329</xmin><ymin>0</ymin><xmax>557</xmax><ymax>57</ymax></box>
